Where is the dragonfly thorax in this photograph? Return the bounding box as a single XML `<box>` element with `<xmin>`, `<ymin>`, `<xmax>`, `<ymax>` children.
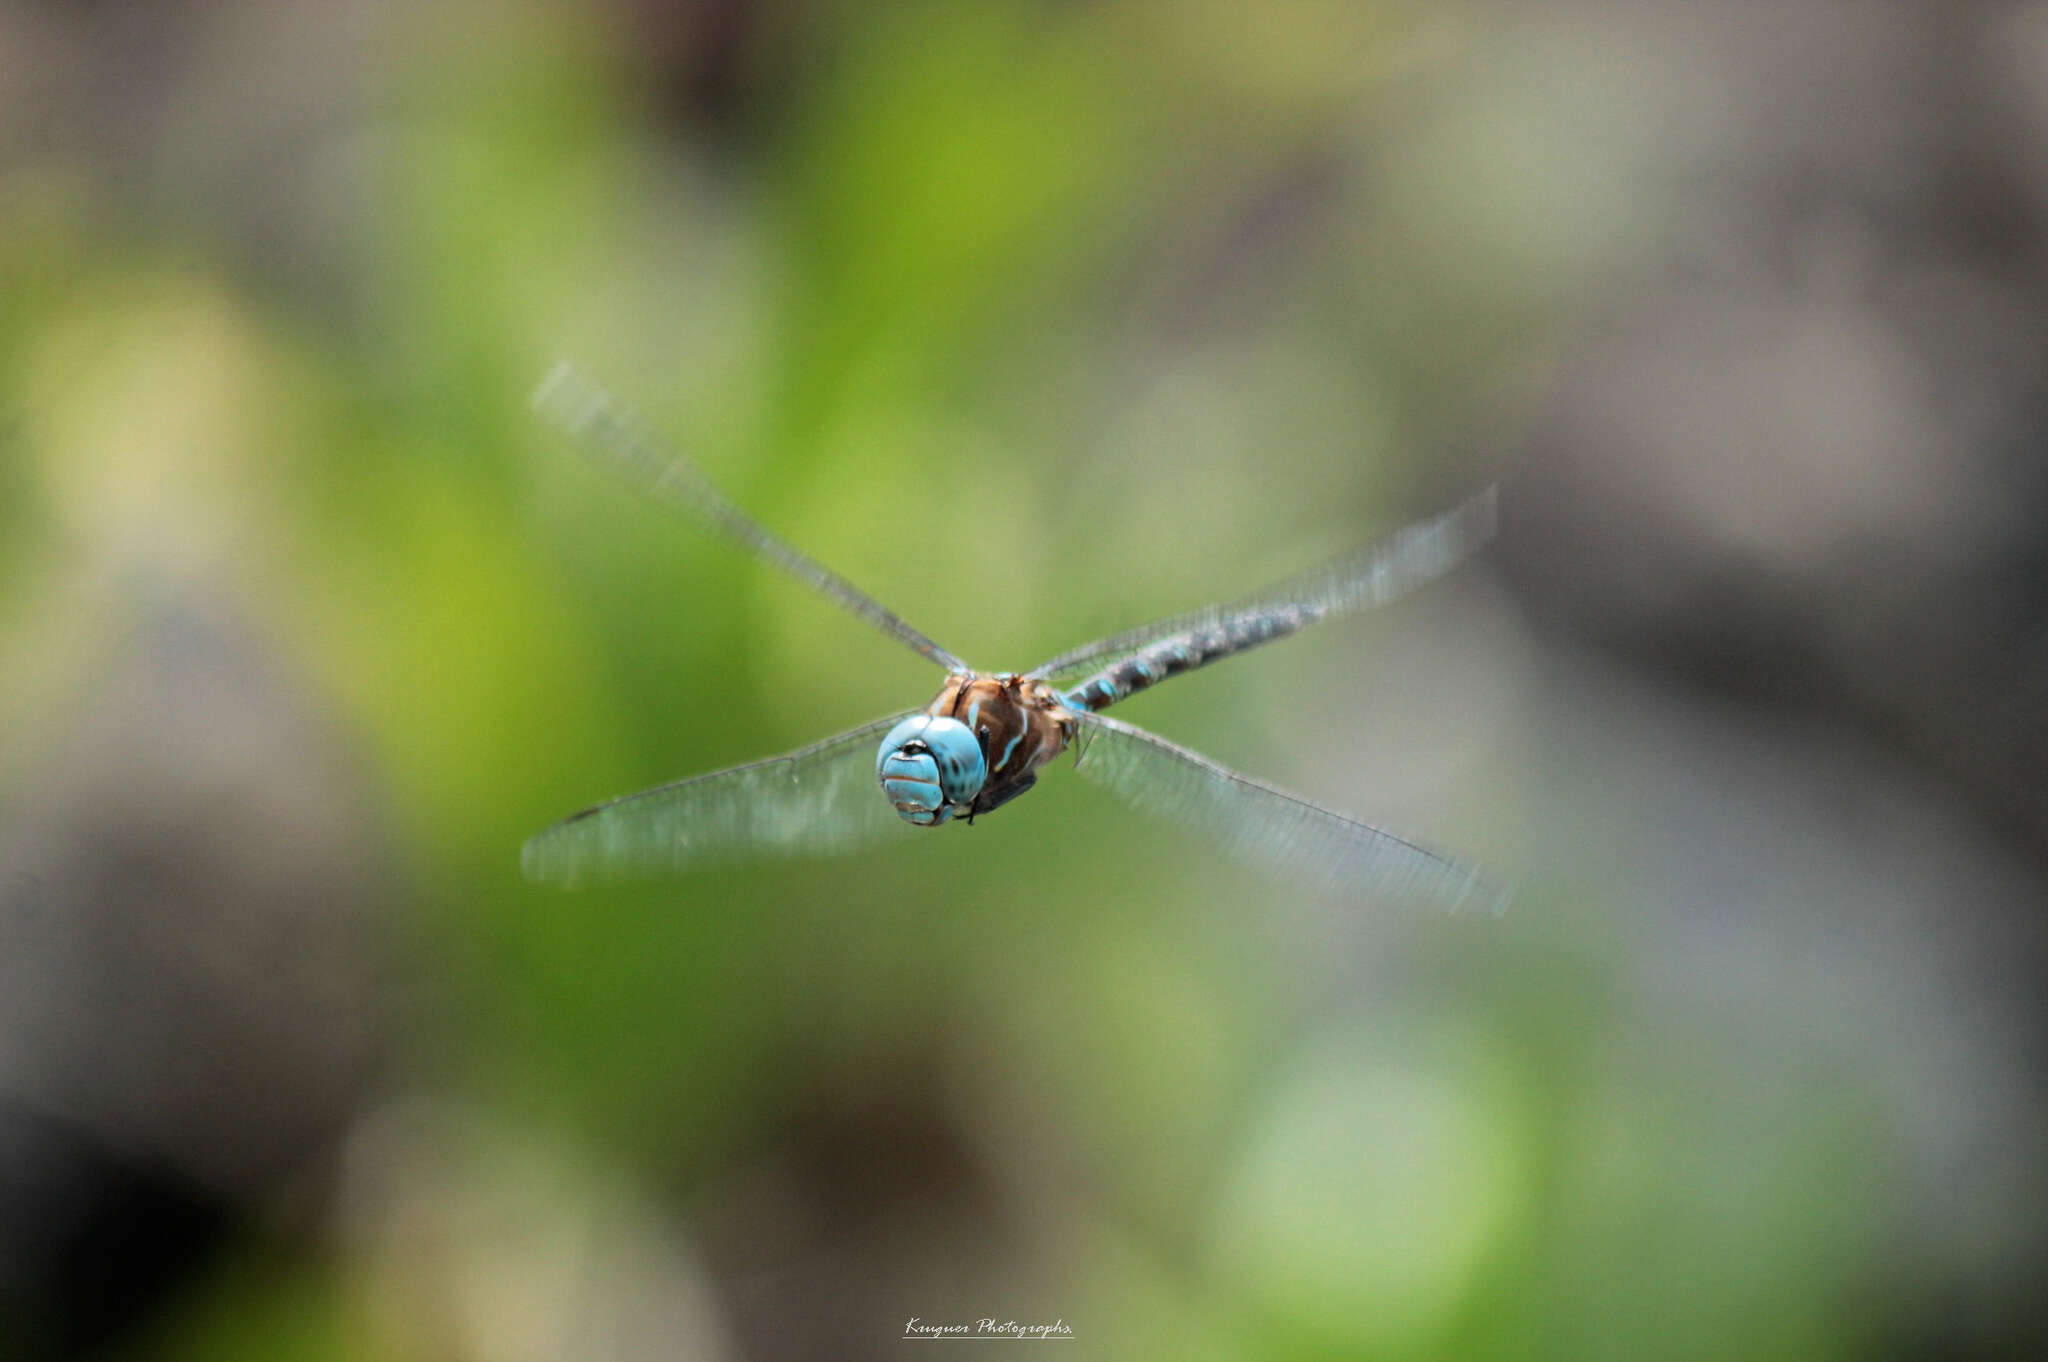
<box><xmin>877</xmin><ymin>714</ymin><xmax>985</xmax><ymax>826</ymax></box>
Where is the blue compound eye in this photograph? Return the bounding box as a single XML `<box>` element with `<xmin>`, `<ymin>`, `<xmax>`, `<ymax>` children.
<box><xmin>876</xmin><ymin>715</ymin><xmax>986</xmax><ymax>825</ymax></box>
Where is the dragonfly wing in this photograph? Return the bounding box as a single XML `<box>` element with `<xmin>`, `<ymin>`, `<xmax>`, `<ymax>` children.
<box><xmin>1029</xmin><ymin>485</ymin><xmax>1496</xmax><ymax>684</ymax></box>
<box><xmin>1069</xmin><ymin>711</ymin><xmax>1506</xmax><ymax>913</ymax></box>
<box><xmin>522</xmin><ymin>712</ymin><xmax>918</xmax><ymax>887</ymax></box>
<box><xmin>535</xmin><ymin>363</ymin><xmax>971</xmax><ymax>673</ymax></box>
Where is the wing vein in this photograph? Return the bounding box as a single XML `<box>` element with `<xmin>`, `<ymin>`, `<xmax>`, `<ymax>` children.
<box><xmin>535</xmin><ymin>362</ymin><xmax>970</xmax><ymax>673</ymax></box>
<box><xmin>522</xmin><ymin>711</ymin><xmax>918</xmax><ymax>887</ymax></box>
<box><xmin>1069</xmin><ymin>710</ymin><xmax>1506</xmax><ymax>913</ymax></box>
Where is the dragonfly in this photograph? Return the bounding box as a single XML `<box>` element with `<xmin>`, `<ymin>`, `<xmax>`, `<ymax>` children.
<box><xmin>523</xmin><ymin>362</ymin><xmax>1505</xmax><ymax>912</ymax></box>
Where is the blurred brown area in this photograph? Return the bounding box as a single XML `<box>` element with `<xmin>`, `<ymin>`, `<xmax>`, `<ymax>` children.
<box><xmin>1</xmin><ymin>2</ymin><xmax>2046</xmax><ymax>1361</ymax></box>
<box><xmin>0</xmin><ymin>592</ymin><xmax>388</xmax><ymax>1354</ymax></box>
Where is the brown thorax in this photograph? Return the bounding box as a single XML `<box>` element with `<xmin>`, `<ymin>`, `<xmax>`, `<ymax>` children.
<box><xmin>924</xmin><ymin>673</ymin><xmax>1075</xmax><ymax>819</ymax></box>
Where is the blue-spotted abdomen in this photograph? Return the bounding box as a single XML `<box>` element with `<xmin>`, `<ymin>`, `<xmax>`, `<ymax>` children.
<box><xmin>876</xmin><ymin>715</ymin><xmax>986</xmax><ymax>825</ymax></box>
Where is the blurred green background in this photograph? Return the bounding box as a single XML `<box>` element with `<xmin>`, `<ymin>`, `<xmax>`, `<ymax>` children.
<box><xmin>4</xmin><ymin>2</ymin><xmax>2047</xmax><ymax>1360</ymax></box>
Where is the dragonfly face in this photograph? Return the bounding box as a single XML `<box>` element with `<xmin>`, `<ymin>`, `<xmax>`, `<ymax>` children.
<box><xmin>876</xmin><ymin>714</ymin><xmax>985</xmax><ymax>825</ymax></box>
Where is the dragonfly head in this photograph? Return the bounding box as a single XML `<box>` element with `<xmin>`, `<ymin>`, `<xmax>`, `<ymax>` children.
<box><xmin>877</xmin><ymin>715</ymin><xmax>986</xmax><ymax>826</ymax></box>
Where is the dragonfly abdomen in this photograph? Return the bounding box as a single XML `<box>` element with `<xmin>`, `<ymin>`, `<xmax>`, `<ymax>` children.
<box><xmin>1064</xmin><ymin>603</ymin><xmax>1320</xmax><ymax>712</ymax></box>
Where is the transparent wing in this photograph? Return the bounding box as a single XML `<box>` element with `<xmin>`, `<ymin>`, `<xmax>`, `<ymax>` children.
<box><xmin>522</xmin><ymin>712</ymin><xmax>918</xmax><ymax>887</ymax></box>
<box><xmin>1070</xmin><ymin>711</ymin><xmax>1506</xmax><ymax>913</ymax></box>
<box><xmin>535</xmin><ymin>362</ymin><xmax>971</xmax><ymax>673</ymax></box>
<box><xmin>1029</xmin><ymin>485</ymin><xmax>1496</xmax><ymax>684</ymax></box>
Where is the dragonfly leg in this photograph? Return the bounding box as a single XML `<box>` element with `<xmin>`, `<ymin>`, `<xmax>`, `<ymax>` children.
<box><xmin>967</xmin><ymin>773</ymin><xmax>1038</xmax><ymax>821</ymax></box>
